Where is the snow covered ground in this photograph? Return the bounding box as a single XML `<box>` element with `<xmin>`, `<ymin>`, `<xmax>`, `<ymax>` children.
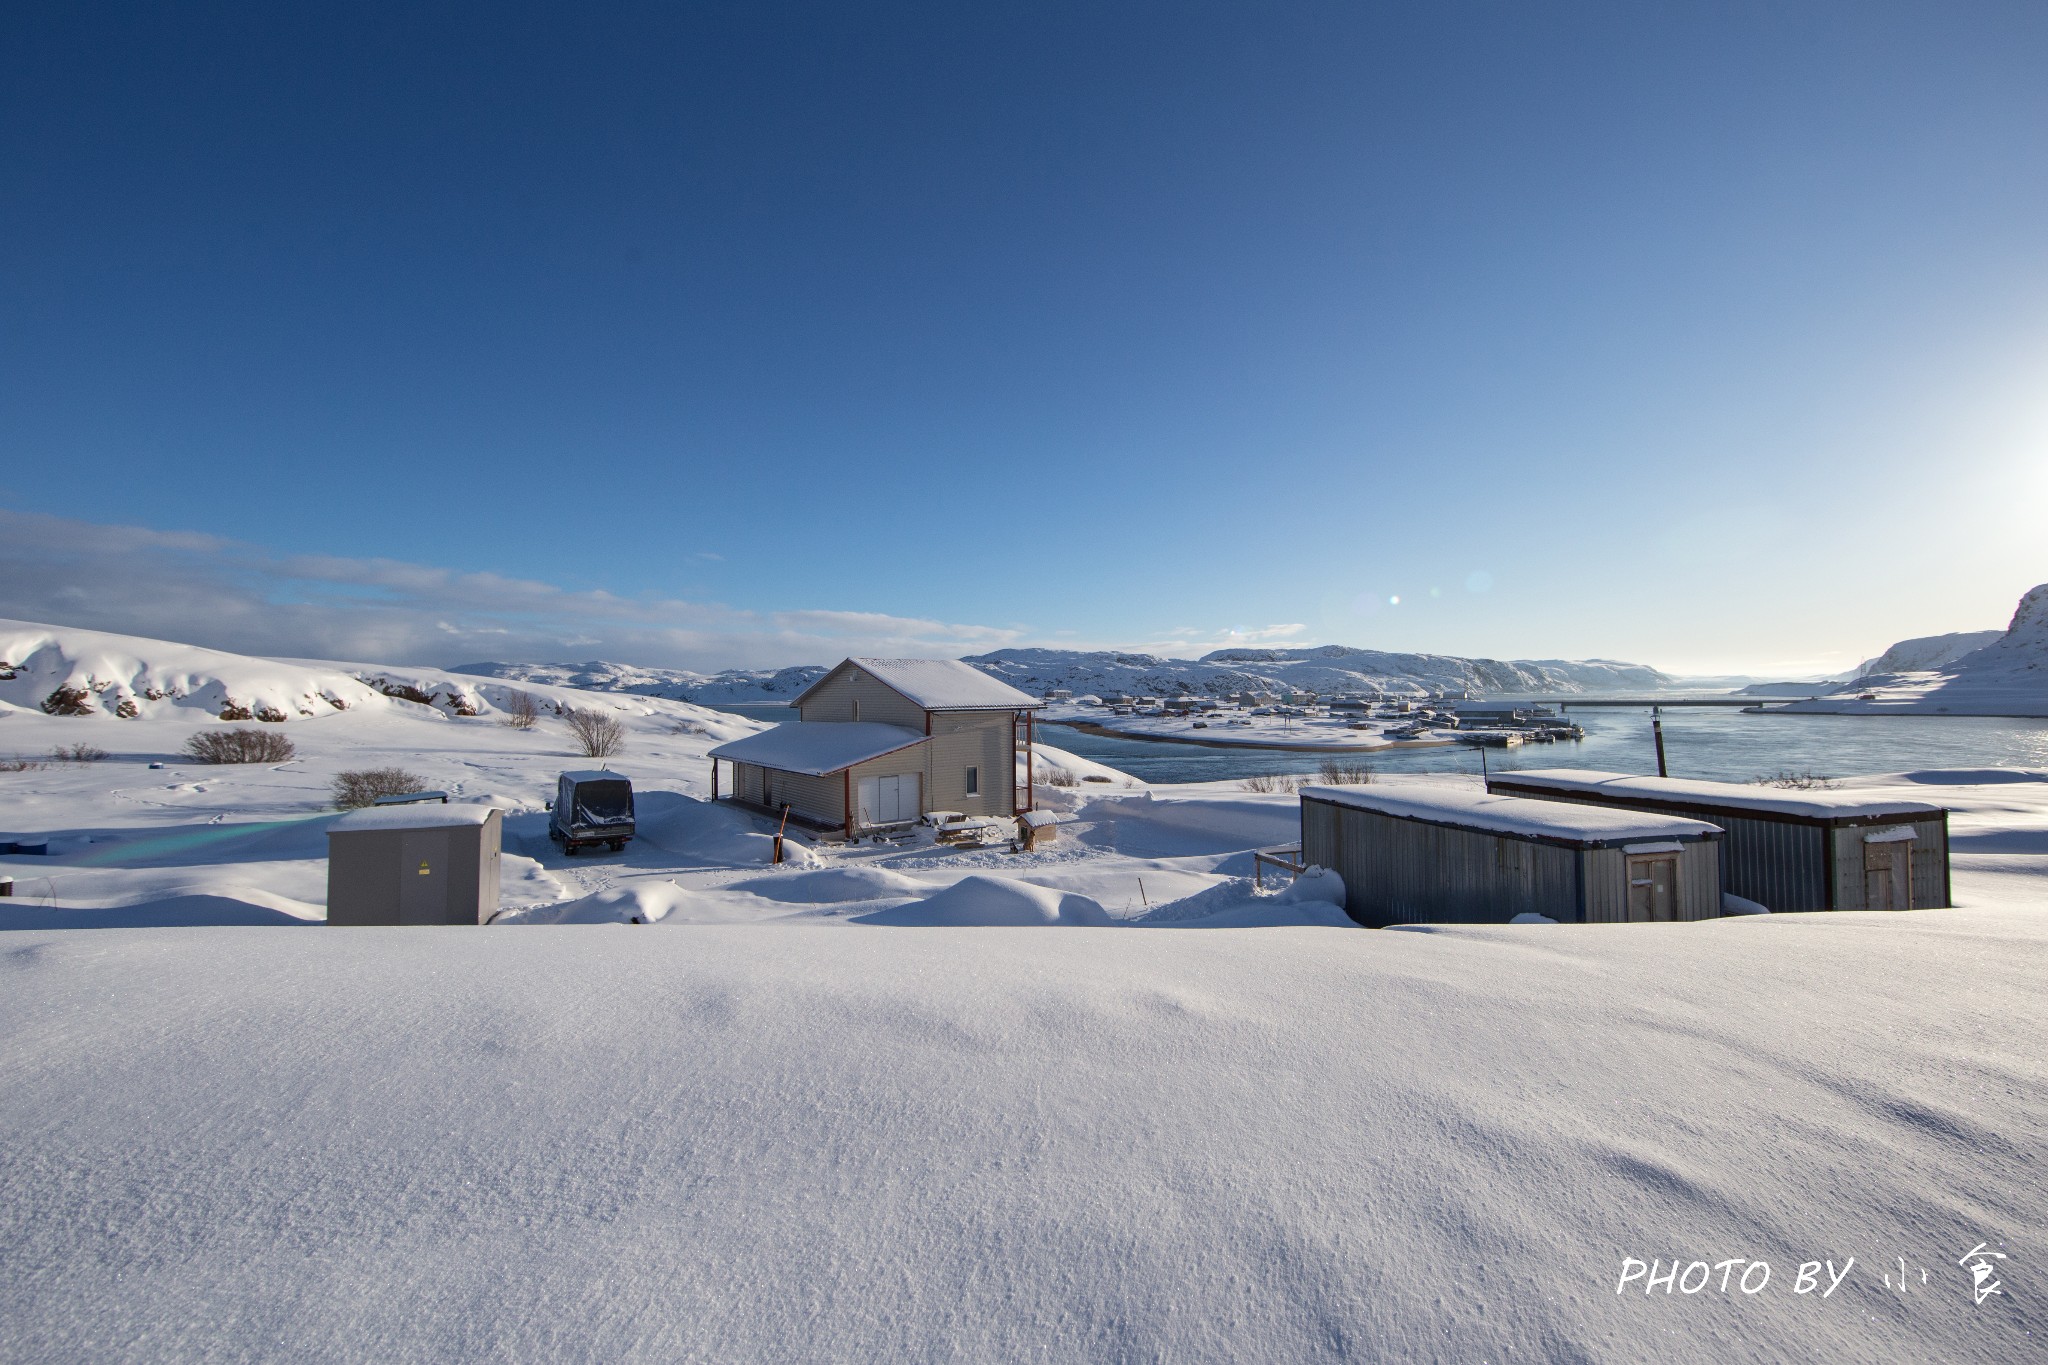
<box><xmin>3</xmin><ymin>622</ymin><xmax>2044</xmax><ymax>1361</ymax></box>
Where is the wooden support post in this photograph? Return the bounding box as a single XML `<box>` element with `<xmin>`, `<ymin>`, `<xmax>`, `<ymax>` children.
<box><xmin>774</xmin><ymin>804</ymin><xmax>790</xmax><ymax>864</ymax></box>
<box><xmin>843</xmin><ymin>769</ymin><xmax>853</xmax><ymax>841</ymax></box>
<box><xmin>1653</xmin><ymin>718</ymin><xmax>1669</xmax><ymax>778</ymax></box>
<box><xmin>711</xmin><ymin>758</ymin><xmax>719</xmax><ymax>801</ymax></box>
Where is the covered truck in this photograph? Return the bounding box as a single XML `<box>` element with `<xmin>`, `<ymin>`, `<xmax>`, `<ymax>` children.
<box><xmin>549</xmin><ymin>770</ymin><xmax>636</xmax><ymax>855</ymax></box>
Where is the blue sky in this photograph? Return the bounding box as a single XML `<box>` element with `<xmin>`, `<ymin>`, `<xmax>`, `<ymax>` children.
<box><xmin>4</xmin><ymin>2</ymin><xmax>2045</xmax><ymax>674</ymax></box>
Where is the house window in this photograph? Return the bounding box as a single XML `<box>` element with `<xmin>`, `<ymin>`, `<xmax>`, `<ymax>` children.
<box><xmin>965</xmin><ymin>766</ymin><xmax>979</xmax><ymax>796</ymax></box>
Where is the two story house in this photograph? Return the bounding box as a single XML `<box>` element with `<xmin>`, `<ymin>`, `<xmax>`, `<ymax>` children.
<box><xmin>707</xmin><ymin>658</ymin><xmax>1043</xmax><ymax>837</ymax></box>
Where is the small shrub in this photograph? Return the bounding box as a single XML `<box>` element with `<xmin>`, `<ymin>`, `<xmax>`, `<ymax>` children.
<box><xmin>1755</xmin><ymin>770</ymin><xmax>1838</xmax><ymax>790</ymax></box>
<box><xmin>185</xmin><ymin>729</ymin><xmax>297</xmax><ymax>764</ymax></box>
<box><xmin>564</xmin><ymin>707</ymin><xmax>626</xmax><ymax>758</ymax></box>
<box><xmin>50</xmin><ymin>743</ymin><xmax>110</xmax><ymax>763</ymax></box>
<box><xmin>502</xmin><ymin>690</ymin><xmax>542</xmax><ymax>731</ymax></box>
<box><xmin>1240</xmin><ymin>773</ymin><xmax>1280</xmax><ymax>793</ymax></box>
<box><xmin>217</xmin><ymin>701</ymin><xmax>254</xmax><ymax>721</ymax></box>
<box><xmin>1040</xmin><ymin>768</ymin><xmax>1080</xmax><ymax>788</ymax></box>
<box><xmin>666</xmin><ymin>718</ymin><xmax>708</xmax><ymax>737</ymax></box>
<box><xmin>333</xmin><ymin>768</ymin><xmax>429</xmax><ymax>809</ymax></box>
<box><xmin>1316</xmin><ymin>758</ymin><xmax>1373</xmax><ymax>785</ymax></box>
<box><xmin>1</xmin><ymin>755</ymin><xmax>48</xmax><ymax>772</ymax></box>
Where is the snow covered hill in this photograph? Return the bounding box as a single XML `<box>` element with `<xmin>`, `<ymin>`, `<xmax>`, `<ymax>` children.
<box><xmin>1774</xmin><ymin>584</ymin><xmax>2048</xmax><ymax>716</ymax></box>
<box><xmin>1853</xmin><ymin>629</ymin><xmax>2003</xmax><ymax>678</ymax></box>
<box><xmin>0</xmin><ymin>618</ymin><xmax>756</xmax><ymax>729</ymax></box>
<box><xmin>968</xmin><ymin>645</ymin><xmax>1671</xmax><ymax>699</ymax></box>
<box><xmin>452</xmin><ymin>658</ymin><xmax>830</xmax><ymax>704</ymax></box>
<box><xmin>461</xmin><ymin>645</ymin><xmax>1674</xmax><ymax>707</ymax></box>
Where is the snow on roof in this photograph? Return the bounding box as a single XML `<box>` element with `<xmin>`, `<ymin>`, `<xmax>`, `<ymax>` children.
<box><xmin>1301</xmin><ymin>784</ymin><xmax>1719</xmax><ymax>847</ymax></box>
<box><xmin>794</xmin><ymin>658</ymin><xmax>1042</xmax><ymax>711</ymax></box>
<box><xmin>559</xmin><ymin>770</ymin><xmax>631</xmax><ymax>784</ymax></box>
<box><xmin>1490</xmin><ymin>770</ymin><xmax>1946</xmax><ymax>820</ymax></box>
<box><xmin>708</xmin><ymin>722</ymin><xmax>927</xmax><ymax>776</ymax></box>
<box><xmin>329</xmin><ymin>804</ymin><xmax>500</xmax><ymax>833</ymax></box>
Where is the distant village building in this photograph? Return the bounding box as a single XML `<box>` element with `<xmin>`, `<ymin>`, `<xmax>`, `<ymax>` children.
<box><xmin>1484</xmin><ymin>770</ymin><xmax>1950</xmax><ymax>912</ymax></box>
<box><xmin>708</xmin><ymin>659</ymin><xmax>1042</xmax><ymax>838</ymax></box>
<box><xmin>1300</xmin><ymin>785</ymin><xmax>1721</xmax><ymax>927</ymax></box>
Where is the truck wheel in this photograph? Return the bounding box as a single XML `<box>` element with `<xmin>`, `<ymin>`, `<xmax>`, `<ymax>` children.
<box><xmin>610</xmin><ymin>839</ymin><xmax>625</xmax><ymax>852</ymax></box>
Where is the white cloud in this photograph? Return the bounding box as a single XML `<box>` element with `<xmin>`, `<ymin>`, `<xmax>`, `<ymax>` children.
<box><xmin>0</xmin><ymin>509</ymin><xmax>1029</xmax><ymax>671</ymax></box>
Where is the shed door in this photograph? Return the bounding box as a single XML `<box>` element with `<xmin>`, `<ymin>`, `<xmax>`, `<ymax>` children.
<box><xmin>399</xmin><ymin>830</ymin><xmax>450</xmax><ymax>925</ymax></box>
<box><xmin>1863</xmin><ymin>841</ymin><xmax>1912</xmax><ymax>910</ymax></box>
<box><xmin>1626</xmin><ymin>854</ymin><xmax>1679</xmax><ymax>922</ymax></box>
<box><xmin>857</xmin><ymin>773</ymin><xmax>919</xmax><ymax>825</ymax></box>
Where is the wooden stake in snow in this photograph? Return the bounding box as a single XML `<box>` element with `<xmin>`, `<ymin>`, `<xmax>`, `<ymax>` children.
<box><xmin>1653</xmin><ymin>718</ymin><xmax>1669</xmax><ymax>778</ymax></box>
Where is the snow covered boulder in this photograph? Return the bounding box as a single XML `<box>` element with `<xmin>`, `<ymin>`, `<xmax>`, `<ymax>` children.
<box><xmin>857</xmin><ymin>875</ymin><xmax>1113</xmax><ymax>927</ymax></box>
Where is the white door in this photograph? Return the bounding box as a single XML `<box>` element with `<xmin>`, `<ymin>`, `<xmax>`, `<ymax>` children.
<box><xmin>858</xmin><ymin>773</ymin><xmax>920</xmax><ymax>825</ymax></box>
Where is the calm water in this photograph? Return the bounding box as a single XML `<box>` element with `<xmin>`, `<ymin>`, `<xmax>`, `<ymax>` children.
<box><xmin>704</xmin><ymin>702</ymin><xmax>2048</xmax><ymax>785</ymax></box>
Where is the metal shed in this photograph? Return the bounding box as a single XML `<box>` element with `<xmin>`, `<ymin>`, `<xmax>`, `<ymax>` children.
<box><xmin>1299</xmin><ymin>785</ymin><xmax>1722</xmax><ymax>927</ymax></box>
<box><xmin>327</xmin><ymin>804</ymin><xmax>502</xmax><ymax>925</ymax></box>
<box><xmin>1485</xmin><ymin>770</ymin><xmax>1949</xmax><ymax>912</ymax></box>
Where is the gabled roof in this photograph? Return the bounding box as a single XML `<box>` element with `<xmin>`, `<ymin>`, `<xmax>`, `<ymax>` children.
<box><xmin>1301</xmin><ymin>784</ymin><xmax>1720</xmax><ymax>848</ymax></box>
<box><xmin>1490</xmin><ymin>770</ymin><xmax>1945</xmax><ymax>821</ymax></box>
<box><xmin>792</xmin><ymin>658</ymin><xmax>1042</xmax><ymax>712</ymax></box>
<box><xmin>708</xmin><ymin>722</ymin><xmax>927</xmax><ymax>777</ymax></box>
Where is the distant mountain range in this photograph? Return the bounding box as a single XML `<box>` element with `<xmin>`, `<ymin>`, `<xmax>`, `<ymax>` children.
<box><xmin>457</xmin><ymin>646</ymin><xmax>1677</xmax><ymax>704</ymax></box>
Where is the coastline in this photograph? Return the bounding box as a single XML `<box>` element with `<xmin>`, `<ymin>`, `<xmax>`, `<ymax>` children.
<box><xmin>1042</xmin><ymin>717</ymin><xmax>1461</xmax><ymax>754</ymax></box>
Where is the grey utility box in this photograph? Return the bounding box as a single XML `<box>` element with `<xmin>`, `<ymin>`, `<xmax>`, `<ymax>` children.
<box><xmin>327</xmin><ymin>804</ymin><xmax>503</xmax><ymax>925</ymax></box>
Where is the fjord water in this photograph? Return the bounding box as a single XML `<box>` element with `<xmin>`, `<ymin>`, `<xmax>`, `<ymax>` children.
<box><xmin>712</xmin><ymin>703</ymin><xmax>2048</xmax><ymax>785</ymax></box>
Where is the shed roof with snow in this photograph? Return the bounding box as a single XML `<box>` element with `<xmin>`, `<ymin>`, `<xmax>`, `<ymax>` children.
<box><xmin>1300</xmin><ymin>784</ymin><xmax>1719</xmax><ymax>849</ymax></box>
<box><xmin>1485</xmin><ymin>769</ymin><xmax>1944</xmax><ymax>821</ymax></box>
<box><xmin>708</xmin><ymin>722</ymin><xmax>927</xmax><ymax>777</ymax></box>
<box><xmin>329</xmin><ymin>803</ymin><xmax>500</xmax><ymax>833</ymax></box>
<box><xmin>793</xmin><ymin>658</ymin><xmax>1041</xmax><ymax>712</ymax></box>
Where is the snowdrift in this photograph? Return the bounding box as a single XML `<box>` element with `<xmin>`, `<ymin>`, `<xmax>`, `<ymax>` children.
<box><xmin>856</xmin><ymin>874</ymin><xmax>1113</xmax><ymax>926</ymax></box>
<box><xmin>3</xmin><ymin>920</ymin><xmax>2038</xmax><ymax>1362</ymax></box>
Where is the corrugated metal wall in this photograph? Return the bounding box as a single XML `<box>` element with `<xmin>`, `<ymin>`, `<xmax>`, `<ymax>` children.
<box><xmin>1579</xmin><ymin>844</ymin><xmax>1720</xmax><ymax>922</ymax></box>
<box><xmin>1302</xmin><ymin>798</ymin><xmax>1581</xmax><ymax>927</ymax></box>
<box><xmin>1829</xmin><ymin>816</ymin><xmax>1951</xmax><ymax>909</ymax></box>
<box><xmin>1491</xmin><ymin>784</ymin><xmax>1829</xmax><ymax>912</ymax></box>
<box><xmin>1706</xmin><ymin>812</ymin><xmax>1827</xmax><ymax>912</ymax></box>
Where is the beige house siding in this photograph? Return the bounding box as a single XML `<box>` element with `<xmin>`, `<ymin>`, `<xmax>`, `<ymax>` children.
<box><xmin>797</xmin><ymin>665</ymin><xmax>927</xmax><ymax>727</ymax></box>
<box><xmin>735</xmin><ymin>762</ymin><xmax>846</xmax><ymax>827</ymax></box>
<box><xmin>926</xmin><ymin>710</ymin><xmax>1016</xmax><ymax>816</ymax></box>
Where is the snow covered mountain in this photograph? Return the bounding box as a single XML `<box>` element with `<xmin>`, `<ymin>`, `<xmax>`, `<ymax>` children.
<box><xmin>1852</xmin><ymin>629</ymin><xmax>2003</xmax><ymax>679</ymax></box>
<box><xmin>453</xmin><ymin>659</ymin><xmax>830</xmax><ymax>704</ymax></box>
<box><xmin>459</xmin><ymin>645</ymin><xmax>1674</xmax><ymax>704</ymax></box>
<box><xmin>961</xmin><ymin>646</ymin><xmax>1671</xmax><ymax>699</ymax></box>
<box><xmin>1773</xmin><ymin>583</ymin><xmax>2048</xmax><ymax>716</ymax></box>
